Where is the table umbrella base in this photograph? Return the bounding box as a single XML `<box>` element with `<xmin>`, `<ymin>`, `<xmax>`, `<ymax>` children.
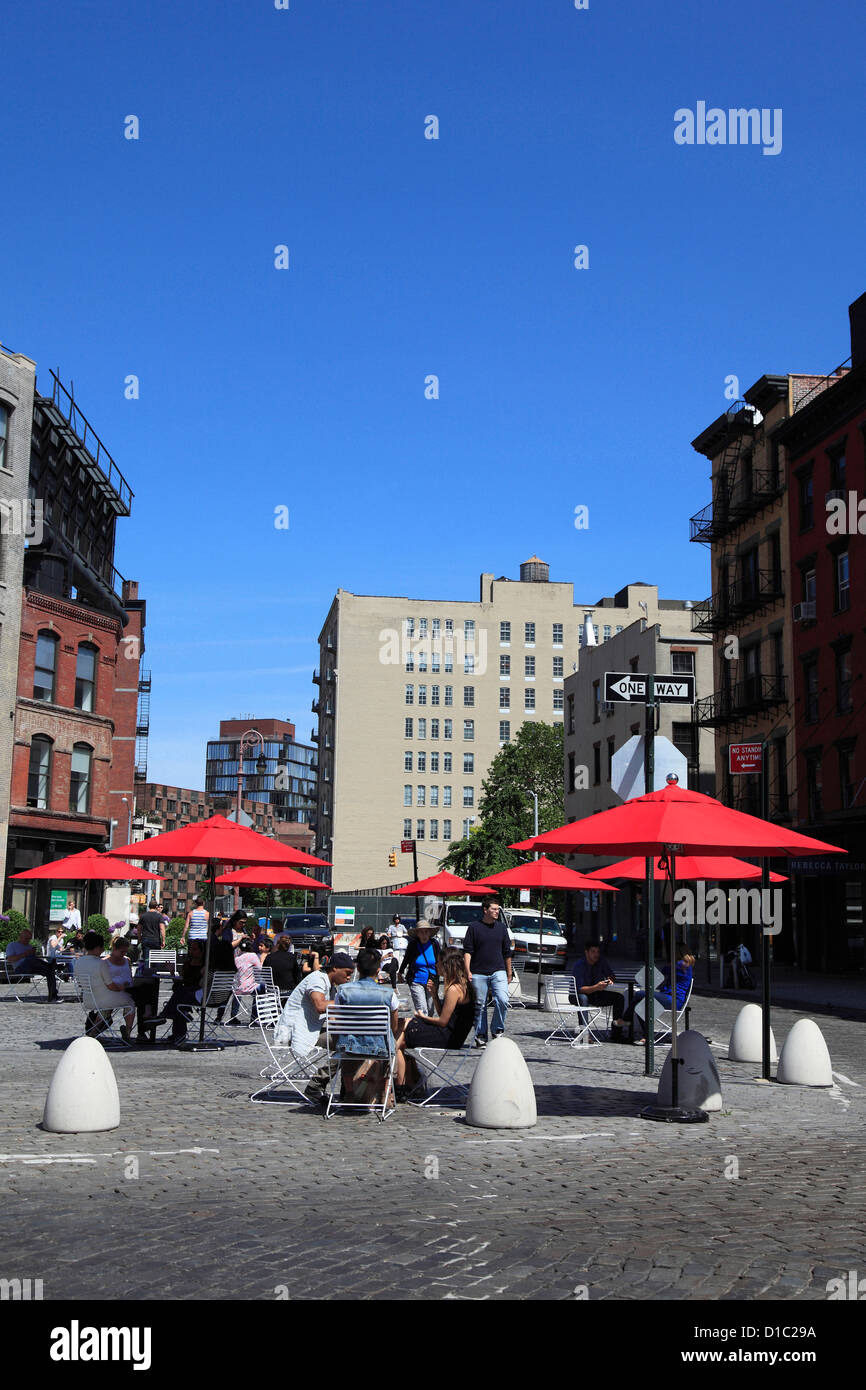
<box><xmin>640</xmin><ymin>1104</ymin><xmax>709</xmax><ymax>1124</ymax></box>
<box><xmin>175</xmin><ymin>1040</ymin><xmax>225</xmax><ymax>1053</ymax></box>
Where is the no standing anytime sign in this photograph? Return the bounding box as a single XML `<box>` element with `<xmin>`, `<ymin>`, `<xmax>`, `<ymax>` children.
<box><xmin>729</xmin><ymin>742</ymin><xmax>764</xmax><ymax>774</ymax></box>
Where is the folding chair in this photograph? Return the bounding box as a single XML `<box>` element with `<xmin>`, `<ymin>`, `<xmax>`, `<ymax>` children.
<box><xmin>543</xmin><ymin>974</ymin><xmax>602</xmax><ymax>1048</ymax></box>
<box><xmin>324</xmin><ymin>1004</ymin><xmax>396</xmax><ymax>1121</ymax></box>
<box><xmin>76</xmin><ymin>976</ymin><xmax>131</xmax><ymax>1047</ymax></box>
<box><xmin>250</xmin><ymin>990</ymin><xmax>327</xmax><ymax>1105</ymax></box>
<box><xmin>146</xmin><ymin>949</ymin><xmax>177</xmax><ymax>979</ymax></box>
<box><xmin>405</xmin><ymin>1044</ymin><xmax>477</xmax><ymax>1108</ymax></box>
<box><xmin>508</xmin><ymin>964</ymin><xmax>529</xmax><ymax>1009</ymax></box>
<box><xmin>178</xmin><ymin>971</ymin><xmax>236</xmax><ymax>1041</ymax></box>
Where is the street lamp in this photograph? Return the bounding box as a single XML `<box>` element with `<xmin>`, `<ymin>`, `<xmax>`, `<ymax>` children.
<box><xmin>234</xmin><ymin>728</ymin><xmax>267</xmax><ymax>911</ymax></box>
<box><xmin>121</xmin><ymin>796</ymin><xmax>132</xmax><ymax>844</ymax></box>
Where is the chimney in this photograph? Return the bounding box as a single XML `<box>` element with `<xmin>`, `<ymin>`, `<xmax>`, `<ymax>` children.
<box><xmin>122</xmin><ymin>579</ymin><xmax>139</xmax><ymax>603</ymax></box>
<box><xmin>849</xmin><ymin>291</ymin><xmax>866</xmax><ymax>369</ymax></box>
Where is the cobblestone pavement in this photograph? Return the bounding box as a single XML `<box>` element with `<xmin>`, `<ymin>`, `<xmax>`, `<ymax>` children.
<box><xmin>0</xmin><ymin>988</ymin><xmax>863</xmax><ymax>1302</ymax></box>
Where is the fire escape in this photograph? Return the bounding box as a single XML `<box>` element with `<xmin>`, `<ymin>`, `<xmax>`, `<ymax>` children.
<box><xmin>135</xmin><ymin>671</ymin><xmax>151</xmax><ymax>782</ymax></box>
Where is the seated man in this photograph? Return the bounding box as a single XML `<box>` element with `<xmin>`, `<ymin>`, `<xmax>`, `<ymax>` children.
<box><xmin>274</xmin><ymin>949</ymin><xmax>354</xmax><ymax>1060</ymax></box>
<box><xmin>573</xmin><ymin>940</ymin><xmax>626</xmax><ymax>1041</ymax></box>
<box><xmin>74</xmin><ymin>930</ymin><xmax>137</xmax><ymax>1043</ymax></box>
<box><xmin>4</xmin><ymin>929</ymin><xmax>60</xmax><ymax>1001</ymax></box>
<box><xmin>333</xmin><ymin>948</ymin><xmax>399</xmax><ymax>1101</ymax></box>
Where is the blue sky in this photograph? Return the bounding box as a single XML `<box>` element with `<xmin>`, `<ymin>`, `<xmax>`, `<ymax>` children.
<box><xmin>4</xmin><ymin>0</ymin><xmax>863</xmax><ymax>788</ymax></box>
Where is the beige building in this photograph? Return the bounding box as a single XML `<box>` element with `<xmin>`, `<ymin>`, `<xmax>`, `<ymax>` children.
<box><xmin>315</xmin><ymin>560</ymin><xmax>699</xmax><ymax>891</ymax></box>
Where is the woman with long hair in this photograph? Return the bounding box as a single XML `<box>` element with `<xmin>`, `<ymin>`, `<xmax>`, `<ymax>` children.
<box><xmin>393</xmin><ymin>948</ymin><xmax>475</xmax><ymax>1094</ymax></box>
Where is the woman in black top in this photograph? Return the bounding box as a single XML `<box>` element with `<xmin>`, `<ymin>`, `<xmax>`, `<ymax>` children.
<box><xmin>393</xmin><ymin>949</ymin><xmax>475</xmax><ymax>1093</ymax></box>
<box><xmin>266</xmin><ymin>937</ymin><xmax>300</xmax><ymax>994</ymax></box>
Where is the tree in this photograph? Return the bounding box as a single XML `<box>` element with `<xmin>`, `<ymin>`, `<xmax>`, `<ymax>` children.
<box><xmin>441</xmin><ymin>722</ymin><xmax>565</xmax><ymax>893</ymax></box>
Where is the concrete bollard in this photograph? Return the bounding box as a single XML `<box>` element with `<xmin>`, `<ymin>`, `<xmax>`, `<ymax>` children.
<box><xmin>465</xmin><ymin>1036</ymin><xmax>537</xmax><ymax>1129</ymax></box>
<box><xmin>777</xmin><ymin>1018</ymin><xmax>833</xmax><ymax>1087</ymax></box>
<box><xmin>657</xmin><ymin>1031</ymin><xmax>722</xmax><ymax>1112</ymax></box>
<box><xmin>728</xmin><ymin>1002</ymin><xmax>777</xmax><ymax>1064</ymax></box>
<box><xmin>42</xmin><ymin>1036</ymin><xmax>121</xmax><ymax>1133</ymax></box>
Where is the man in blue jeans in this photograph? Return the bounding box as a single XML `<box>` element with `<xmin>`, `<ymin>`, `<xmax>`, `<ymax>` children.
<box><xmin>463</xmin><ymin>896</ymin><xmax>513</xmax><ymax>1048</ymax></box>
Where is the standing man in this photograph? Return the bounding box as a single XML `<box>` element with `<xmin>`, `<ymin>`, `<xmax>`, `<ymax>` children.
<box><xmin>573</xmin><ymin>940</ymin><xmax>627</xmax><ymax>1041</ymax></box>
<box><xmin>463</xmin><ymin>896</ymin><xmax>512</xmax><ymax>1048</ymax></box>
<box><xmin>61</xmin><ymin>898</ymin><xmax>81</xmax><ymax>939</ymax></box>
<box><xmin>137</xmin><ymin>899</ymin><xmax>168</xmax><ymax>967</ymax></box>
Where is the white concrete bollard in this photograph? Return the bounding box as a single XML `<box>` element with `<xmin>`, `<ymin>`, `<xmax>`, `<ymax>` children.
<box><xmin>465</xmin><ymin>1036</ymin><xmax>537</xmax><ymax>1129</ymax></box>
<box><xmin>657</xmin><ymin>1031</ymin><xmax>722</xmax><ymax>1112</ymax></box>
<box><xmin>42</xmin><ymin>1036</ymin><xmax>121</xmax><ymax>1133</ymax></box>
<box><xmin>728</xmin><ymin>1002</ymin><xmax>777</xmax><ymax>1064</ymax></box>
<box><xmin>776</xmin><ymin>1018</ymin><xmax>833</xmax><ymax>1087</ymax></box>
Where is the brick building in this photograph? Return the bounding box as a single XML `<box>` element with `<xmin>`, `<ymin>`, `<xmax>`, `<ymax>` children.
<box><xmin>775</xmin><ymin>291</ymin><xmax>866</xmax><ymax>974</ymax></box>
<box><xmin>3</xmin><ymin>371</ymin><xmax>146</xmax><ymax>932</ymax></box>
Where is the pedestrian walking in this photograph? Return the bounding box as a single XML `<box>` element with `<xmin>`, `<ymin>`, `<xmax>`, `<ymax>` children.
<box><xmin>462</xmin><ymin>896</ymin><xmax>513</xmax><ymax>1047</ymax></box>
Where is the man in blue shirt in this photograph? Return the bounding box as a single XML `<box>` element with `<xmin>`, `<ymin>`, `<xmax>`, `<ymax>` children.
<box><xmin>463</xmin><ymin>896</ymin><xmax>513</xmax><ymax>1048</ymax></box>
<box><xmin>572</xmin><ymin>940</ymin><xmax>626</xmax><ymax>1041</ymax></box>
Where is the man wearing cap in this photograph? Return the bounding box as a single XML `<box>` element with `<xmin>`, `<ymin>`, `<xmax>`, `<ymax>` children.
<box><xmin>463</xmin><ymin>896</ymin><xmax>513</xmax><ymax>1047</ymax></box>
<box><xmin>274</xmin><ymin>951</ymin><xmax>355</xmax><ymax>1100</ymax></box>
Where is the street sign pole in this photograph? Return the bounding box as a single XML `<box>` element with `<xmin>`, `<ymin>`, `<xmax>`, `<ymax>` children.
<box><xmin>644</xmin><ymin>681</ymin><xmax>655</xmax><ymax>1077</ymax></box>
<box><xmin>761</xmin><ymin>741</ymin><xmax>772</xmax><ymax>1082</ymax></box>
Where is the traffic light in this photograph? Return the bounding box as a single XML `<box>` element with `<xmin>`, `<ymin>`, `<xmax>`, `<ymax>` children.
<box><xmin>388</xmin><ymin>851</ymin><xmax>397</xmax><ymax>867</ymax></box>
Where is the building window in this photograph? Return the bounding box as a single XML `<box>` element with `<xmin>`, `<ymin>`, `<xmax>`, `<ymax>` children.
<box><xmin>418</xmin><ymin>685</ymin><xmax>427</xmax><ymax>705</ymax></box>
<box><xmin>500</xmin><ymin>655</ymin><xmax>510</xmax><ymax>676</ymax></box>
<box><xmin>462</xmin><ymin>787</ymin><xmax>474</xmax><ymax>808</ymax></box>
<box><xmin>445</xmin><ymin>619</ymin><xmax>453</xmax><ymax>634</ymax></box>
<box><xmin>418</xmin><ymin>651</ymin><xmax>427</xmax><ymax>673</ymax></box>
<box><xmin>805</xmin><ymin>752</ymin><xmax>822</xmax><ymax>822</ymax></box>
<box><xmin>464</xmin><ymin>686</ymin><xmax>474</xmax><ymax>707</ymax></box>
<box><xmin>798</xmin><ymin>467</ymin><xmax>814</xmax><ymax>530</ymax></box>
<box><xmin>417</xmin><ymin>752</ymin><xmax>426</xmax><ymax>772</ymax></box>
<box><xmin>444</xmin><ymin>685</ymin><xmax>453</xmax><ymax>706</ymax></box>
<box><xmin>430</xmin><ymin>785</ymin><xmax>438</xmax><ymax>806</ymax></box>
<box><xmin>405</xmin><ymin>718</ymin><xmax>413</xmax><ymax>737</ymax></box>
<box><xmin>593</xmin><ymin>680</ymin><xmax>600</xmax><ymax>722</ymax></box>
<box><xmin>405</xmin><ymin>684</ymin><xmax>414</xmax><ymax>704</ymax></box>
<box><xmin>552</xmin><ymin>623</ymin><xmax>563</xmax><ymax>645</ymax></box>
<box><xmin>524</xmin><ymin>622</ymin><xmax>535</xmax><ymax>644</ymax></box>
<box><xmin>404</xmin><ymin>752</ymin><xmax>413</xmax><ymax>772</ymax></box>
<box><xmin>419</xmin><ymin>618</ymin><xmax>428</xmax><ymax>636</ymax></box>
<box><xmin>403</xmin><ymin>818</ymin><xmax>412</xmax><ymax>839</ymax></box>
<box><xmin>567</xmin><ymin>694</ymin><xmax>575</xmax><ymax>735</ymax></box>
<box><xmin>443</xmin><ymin>753</ymin><xmax>452</xmax><ymax>772</ymax></box>
<box><xmin>500</xmin><ymin>621</ymin><xmax>510</xmax><ymax>643</ymax></box>
<box><xmin>464</xmin><ymin>651</ymin><xmax>475</xmax><ymax>674</ymax></box>
<box><xmin>499</xmin><ymin>720</ymin><xmax>510</xmax><ymax>742</ymax></box>
<box><xmin>839</xmin><ymin>744</ymin><xmax>855</xmax><ymax>809</ymax></box>
<box><xmin>463</xmin><ymin>753</ymin><xmax>474</xmax><ymax>773</ymax></box>
<box><xmin>500</xmin><ymin>688</ymin><xmax>510</xmax><ymax>710</ymax></box>
<box><xmin>443</xmin><ymin>819</ymin><xmax>452</xmax><ymax>840</ymax></box>
<box><xmin>432</xmin><ymin>618</ymin><xmax>440</xmax><ymax>637</ymax></box>
<box><xmin>405</xmin><ymin>652</ymin><xmax>414</xmax><ymax>672</ymax></box>
<box><xmin>431</xmin><ymin>652</ymin><xmax>440</xmax><ymax>673</ymax></box>
<box><xmin>34</xmin><ymin>631</ymin><xmax>59</xmax><ymax>703</ymax></box>
<box><xmin>430</xmin><ymin>752</ymin><xmax>439</xmax><ymax>773</ymax></box>
<box><xmin>671</xmin><ymin>651</ymin><xmax>694</xmax><ymax>675</ymax></box>
<box><xmin>27</xmin><ymin>736</ymin><xmax>52</xmax><ymax>809</ymax></box>
<box><xmin>672</xmin><ymin>721</ymin><xmax>696</xmax><ymax>772</ymax></box>
<box><xmin>773</xmin><ymin>736</ymin><xmax>789</xmax><ymax>814</ymax></box>
<box><xmin>553</xmin><ymin>689</ymin><xmax>564</xmax><ymax>711</ymax></box>
<box><xmin>804</xmin><ymin>661</ymin><xmax>819</xmax><ymax>723</ymax></box>
<box><xmin>405</xmin><ymin>618</ymin><xmax>415</xmax><ymax>638</ymax></box>
<box><xmin>836</xmin><ymin>645</ymin><xmax>853</xmax><ymax>714</ymax></box>
<box><xmin>444</xmin><ymin>651</ymin><xmax>453</xmax><ymax>673</ymax></box>
<box><xmin>553</xmin><ymin>656</ymin><xmax>563</xmax><ymax>679</ymax></box>
<box><xmin>417</xmin><ymin>786</ymin><xmax>425</xmax><ymax>806</ymax></box>
<box><xmin>828</xmin><ymin>443</ymin><xmax>847</xmax><ymax>490</ymax></box>
<box><xmin>69</xmin><ymin>743</ymin><xmax>93</xmax><ymax>814</ymax></box>
<box><xmin>417</xmin><ymin>719</ymin><xmax>426</xmax><ymax>738</ymax></box>
<box><xmin>429</xmin><ymin>819</ymin><xmax>438</xmax><ymax>840</ymax></box>
<box><xmin>463</xmin><ymin>719</ymin><xmax>474</xmax><ymax>740</ymax></box>
<box><xmin>525</xmin><ymin>656</ymin><xmax>535</xmax><ymax>678</ymax></box>
<box><xmin>464</xmin><ymin>619</ymin><xmax>475</xmax><ymax>639</ymax></box>
<box><xmin>431</xmin><ymin>685</ymin><xmax>440</xmax><ymax>705</ymax></box>
<box><xmin>593</xmin><ymin>743</ymin><xmax>601</xmax><ymax>785</ymax></box>
<box><xmin>416</xmin><ymin>820</ymin><xmax>425</xmax><ymax>840</ymax></box>
<box><xmin>835</xmin><ymin>551</ymin><xmax>850</xmax><ymax>612</ymax></box>
<box><xmin>443</xmin><ymin>720</ymin><xmax>452</xmax><ymax>740</ymax></box>
<box><xmin>524</xmin><ymin>689</ymin><xmax>535</xmax><ymax>711</ymax></box>
<box><xmin>443</xmin><ymin>786</ymin><xmax>452</xmax><ymax>806</ymax></box>
<box><xmin>74</xmin><ymin>643</ymin><xmax>98</xmax><ymax>712</ymax></box>
<box><xmin>430</xmin><ymin>719</ymin><xmax>440</xmax><ymax>739</ymax></box>
<box><xmin>0</xmin><ymin>402</ymin><xmax>8</xmax><ymax>469</ymax></box>
<box><xmin>463</xmin><ymin>818</ymin><xmax>474</xmax><ymax>838</ymax></box>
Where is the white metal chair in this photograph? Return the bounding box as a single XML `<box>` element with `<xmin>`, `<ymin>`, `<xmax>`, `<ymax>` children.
<box><xmin>76</xmin><ymin>976</ymin><xmax>131</xmax><ymax>1047</ymax></box>
<box><xmin>324</xmin><ymin>1004</ymin><xmax>396</xmax><ymax>1121</ymax></box>
<box><xmin>250</xmin><ymin>990</ymin><xmax>327</xmax><ymax>1105</ymax></box>
<box><xmin>178</xmin><ymin>970</ymin><xmax>236</xmax><ymax>1041</ymax></box>
<box><xmin>146</xmin><ymin>949</ymin><xmax>177</xmax><ymax>977</ymax></box>
<box><xmin>508</xmin><ymin>964</ymin><xmax>530</xmax><ymax>1008</ymax></box>
<box><xmin>2</xmin><ymin>952</ymin><xmax>52</xmax><ymax>1002</ymax></box>
<box><xmin>635</xmin><ymin>977</ymin><xmax>694</xmax><ymax>1044</ymax></box>
<box><xmin>406</xmin><ymin>1044</ymin><xmax>477</xmax><ymax>1108</ymax></box>
<box><xmin>543</xmin><ymin>974</ymin><xmax>603</xmax><ymax>1048</ymax></box>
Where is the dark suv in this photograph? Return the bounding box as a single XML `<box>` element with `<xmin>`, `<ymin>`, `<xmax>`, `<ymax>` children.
<box><xmin>276</xmin><ymin>914</ymin><xmax>332</xmax><ymax>951</ymax></box>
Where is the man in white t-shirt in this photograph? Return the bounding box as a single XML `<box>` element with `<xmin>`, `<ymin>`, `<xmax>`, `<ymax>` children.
<box><xmin>274</xmin><ymin>951</ymin><xmax>354</xmax><ymax>1055</ymax></box>
<box><xmin>61</xmin><ymin>901</ymin><xmax>82</xmax><ymax>936</ymax></box>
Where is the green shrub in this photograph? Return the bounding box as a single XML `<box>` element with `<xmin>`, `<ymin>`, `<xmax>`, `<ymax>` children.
<box><xmin>0</xmin><ymin>910</ymin><xmax>31</xmax><ymax>949</ymax></box>
<box><xmin>165</xmin><ymin>917</ymin><xmax>185</xmax><ymax>949</ymax></box>
<box><xmin>86</xmin><ymin>914</ymin><xmax>111</xmax><ymax>948</ymax></box>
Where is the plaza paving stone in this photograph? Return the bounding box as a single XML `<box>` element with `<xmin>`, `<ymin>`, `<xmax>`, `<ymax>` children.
<box><xmin>0</xmin><ymin>988</ymin><xmax>863</xmax><ymax>1301</ymax></box>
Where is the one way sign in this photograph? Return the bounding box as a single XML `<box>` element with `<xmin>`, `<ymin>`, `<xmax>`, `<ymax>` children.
<box><xmin>604</xmin><ymin>672</ymin><xmax>695</xmax><ymax>705</ymax></box>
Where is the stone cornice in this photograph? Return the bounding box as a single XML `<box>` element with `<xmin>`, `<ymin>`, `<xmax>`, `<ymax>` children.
<box><xmin>24</xmin><ymin>589</ymin><xmax>122</xmax><ymax>636</ymax></box>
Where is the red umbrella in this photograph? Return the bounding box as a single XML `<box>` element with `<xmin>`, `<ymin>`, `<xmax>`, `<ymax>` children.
<box><xmin>527</xmin><ymin>780</ymin><xmax>845</xmax><ymax>1110</ymax></box>
<box><xmin>214</xmin><ymin>866</ymin><xmax>330</xmax><ymax>892</ymax></box>
<box><xmin>392</xmin><ymin>870</ymin><xmax>482</xmax><ymax>897</ymax></box>
<box><xmin>9</xmin><ymin>849</ymin><xmax>162</xmax><ymax>881</ymax></box>
<box><xmin>474</xmin><ymin>857</ymin><xmax>619</xmax><ymax>1005</ymax></box>
<box><xmin>581</xmin><ymin>856</ymin><xmax>787</xmax><ymax>883</ymax></box>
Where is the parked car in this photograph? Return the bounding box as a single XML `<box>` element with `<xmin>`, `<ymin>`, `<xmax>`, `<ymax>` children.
<box><xmin>437</xmin><ymin>900</ymin><xmax>486</xmax><ymax>948</ymax></box>
<box><xmin>503</xmin><ymin>909</ymin><xmax>568</xmax><ymax>972</ymax></box>
<box><xmin>275</xmin><ymin>914</ymin><xmax>332</xmax><ymax>951</ymax></box>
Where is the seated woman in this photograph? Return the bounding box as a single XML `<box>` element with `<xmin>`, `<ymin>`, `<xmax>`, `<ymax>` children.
<box><xmin>266</xmin><ymin>936</ymin><xmax>300</xmax><ymax>997</ymax></box>
<box><xmin>357</xmin><ymin>927</ymin><xmax>378</xmax><ymax>954</ymax></box>
<box><xmin>152</xmin><ymin>940</ymin><xmax>205</xmax><ymax>1043</ymax></box>
<box><xmin>227</xmin><ymin>937</ymin><xmax>260</xmax><ymax>1024</ymax></box>
<box><xmin>393</xmin><ymin>948</ymin><xmax>475</xmax><ymax>1096</ymax></box>
<box><xmin>375</xmin><ymin>934</ymin><xmax>399</xmax><ymax>990</ymax></box>
<box><xmin>623</xmin><ymin>948</ymin><xmax>695</xmax><ymax>1040</ymax></box>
